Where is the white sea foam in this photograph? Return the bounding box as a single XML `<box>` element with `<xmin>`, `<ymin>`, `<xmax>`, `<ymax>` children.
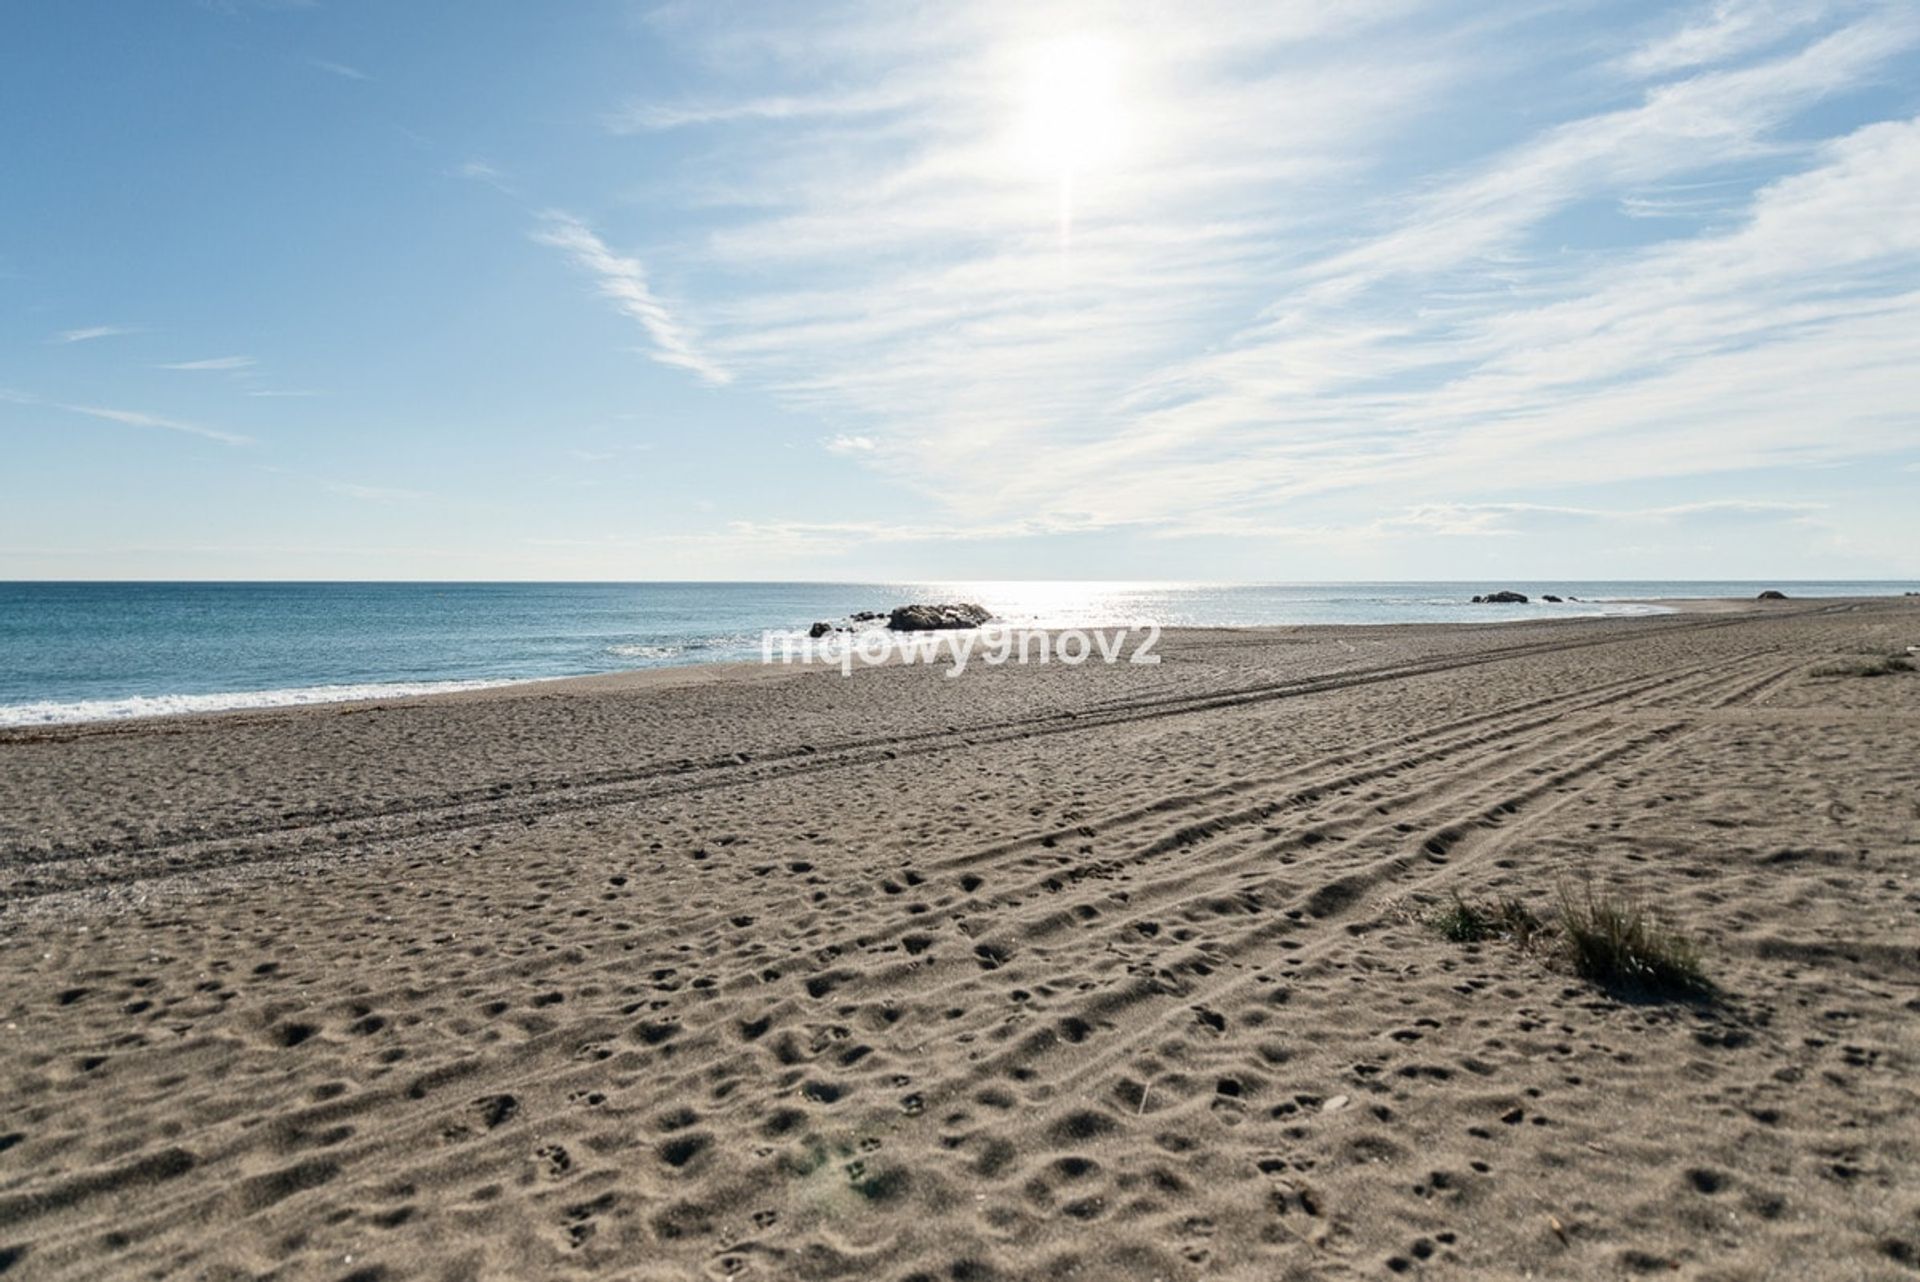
<box><xmin>605</xmin><ymin>643</ymin><xmax>685</xmax><ymax>659</ymax></box>
<box><xmin>606</xmin><ymin>634</ymin><xmax>762</xmax><ymax>662</ymax></box>
<box><xmin>0</xmin><ymin>679</ymin><xmax>514</xmax><ymax>728</ymax></box>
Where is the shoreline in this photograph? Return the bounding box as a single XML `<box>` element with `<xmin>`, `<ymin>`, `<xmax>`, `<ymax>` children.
<box><xmin>0</xmin><ymin>595</ymin><xmax>1745</xmax><ymax>732</ymax></box>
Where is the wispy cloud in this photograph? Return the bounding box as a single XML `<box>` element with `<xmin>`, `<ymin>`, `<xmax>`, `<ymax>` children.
<box><xmin>532</xmin><ymin>211</ymin><xmax>731</xmax><ymax>386</ymax></box>
<box><xmin>1390</xmin><ymin>499</ymin><xmax>1829</xmax><ymax>536</ymax></box>
<box><xmin>1056</xmin><ymin>103</ymin><xmax>1920</xmax><ymax>521</ymax></box>
<box><xmin>1281</xmin><ymin>11</ymin><xmax>1915</xmax><ymax>307</ymax></box>
<box><xmin>1620</xmin><ymin>0</ymin><xmax>1832</xmax><ymax>77</ymax></box>
<box><xmin>52</xmin><ymin>324</ymin><xmax>141</xmax><ymax>344</ymax></box>
<box><xmin>159</xmin><ymin>355</ymin><xmax>257</xmax><ymax>371</ymax></box>
<box><xmin>1617</xmin><ymin>177</ymin><xmax>1757</xmax><ymax>220</ymax></box>
<box><xmin>606</xmin><ymin>86</ymin><xmax>916</xmax><ymax>134</ymax></box>
<box><xmin>326</xmin><ymin>482</ymin><xmax>427</xmax><ymax>502</ymax></box>
<box><xmin>308</xmin><ymin>58</ymin><xmax>369</xmax><ymax>81</ymax></box>
<box><xmin>597</xmin><ymin>0</ymin><xmax>1917</xmax><ymax>548</ymax></box>
<box><xmin>2</xmin><ymin>390</ymin><xmax>252</xmax><ymax>446</ymax></box>
<box><xmin>626</xmin><ymin>2</ymin><xmax>1447</xmax><ymax>520</ymax></box>
<box><xmin>525</xmin><ymin>513</ymin><xmax>1068</xmax><ymax>565</ymax></box>
<box><xmin>1151</xmin><ymin>499</ymin><xmax>1835</xmax><ymax>546</ymax></box>
<box><xmin>455</xmin><ymin>159</ymin><xmax>515</xmax><ymax>194</ymax></box>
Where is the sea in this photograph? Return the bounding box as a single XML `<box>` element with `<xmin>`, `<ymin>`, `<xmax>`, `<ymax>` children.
<box><xmin>1</xmin><ymin>580</ymin><xmax>1913</xmax><ymax>726</ymax></box>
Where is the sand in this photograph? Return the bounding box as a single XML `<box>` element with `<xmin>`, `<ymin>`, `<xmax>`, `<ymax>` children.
<box><xmin>2</xmin><ymin>598</ymin><xmax>1918</xmax><ymax>1280</ymax></box>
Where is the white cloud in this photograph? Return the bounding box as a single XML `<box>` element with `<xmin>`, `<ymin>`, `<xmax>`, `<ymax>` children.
<box><xmin>159</xmin><ymin>355</ymin><xmax>257</xmax><ymax>371</ymax></box>
<box><xmin>973</xmin><ymin>46</ymin><xmax>1920</xmax><ymax>528</ymax></box>
<box><xmin>607</xmin><ymin>87</ymin><xmax>917</xmax><ymax>134</ymax></box>
<box><xmin>1621</xmin><ymin>0</ymin><xmax>1831</xmax><ymax>77</ymax></box>
<box><xmin>1155</xmin><ymin>499</ymin><xmax>1832</xmax><ymax>544</ymax></box>
<box><xmin>308</xmin><ymin>58</ymin><xmax>369</xmax><ymax>81</ymax></box>
<box><xmin>67</xmin><ymin>405</ymin><xmax>252</xmax><ymax>447</ymax></box>
<box><xmin>532</xmin><ymin>211</ymin><xmax>731</xmax><ymax>386</ymax></box>
<box><xmin>1285</xmin><ymin>12</ymin><xmax>1915</xmax><ymax>306</ymax></box>
<box><xmin>2</xmin><ymin>390</ymin><xmax>252</xmax><ymax>446</ymax></box>
<box><xmin>526</xmin><ymin>513</ymin><xmax>1074</xmax><ymax>566</ymax></box>
<box><xmin>326</xmin><ymin>482</ymin><xmax>427</xmax><ymax>502</ymax></box>
<box><xmin>565</xmin><ymin>2</ymin><xmax>1919</xmax><ymax>556</ymax></box>
<box><xmin>625</xmin><ymin>3</ymin><xmax>1449</xmax><ymax>521</ymax></box>
<box><xmin>52</xmin><ymin>324</ymin><xmax>140</xmax><ymax>344</ymax></box>
<box><xmin>455</xmin><ymin>159</ymin><xmax>515</xmax><ymax>194</ymax></box>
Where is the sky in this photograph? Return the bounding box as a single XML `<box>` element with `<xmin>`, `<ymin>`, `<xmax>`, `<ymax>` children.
<box><xmin>3</xmin><ymin>0</ymin><xmax>1917</xmax><ymax>581</ymax></box>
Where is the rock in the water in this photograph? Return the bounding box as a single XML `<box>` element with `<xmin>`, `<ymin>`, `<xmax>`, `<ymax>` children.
<box><xmin>1757</xmin><ymin>589</ymin><xmax>1788</xmax><ymax>601</ymax></box>
<box><xmin>851</xmin><ymin>610</ymin><xmax>884</xmax><ymax>622</ymax></box>
<box><xmin>1471</xmin><ymin>590</ymin><xmax>1530</xmax><ymax>605</ymax></box>
<box><xmin>808</xmin><ymin>621</ymin><xmax>834</xmax><ymax>638</ymax></box>
<box><xmin>887</xmin><ymin>602</ymin><xmax>992</xmax><ymax>631</ymax></box>
<box><xmin>1542</xmin><ymin>594</ymin><xmax>1563</xmax><ymax>603</ymax></box>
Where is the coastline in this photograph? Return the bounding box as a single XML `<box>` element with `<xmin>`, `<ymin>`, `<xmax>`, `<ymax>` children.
<box><xmin>44</xmin><ymin>580</ymin><xmax>1920</xmax><ymax>732</ymax></box>
<box><xmin>0</xmin><ymin>593</ymin><xmax>1757</xmax><ymax>732</ymax></box>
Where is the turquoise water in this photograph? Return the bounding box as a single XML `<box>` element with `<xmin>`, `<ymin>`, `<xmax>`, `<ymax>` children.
<box><xmin>1</xmin><ymin>580</ymin><xmax>1912</xmax><ymax>725</ymax></box>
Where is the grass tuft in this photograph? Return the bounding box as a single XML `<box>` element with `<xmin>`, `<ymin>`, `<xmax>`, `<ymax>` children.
<box><xmin>1556</xmin><ymin>883</ymin><xmax>1707</xmax><ymax>998</ymax></box>
<box><xmin>1810</xmin><ymin>654</ymin><xmax>1914</xmax><ymax>678</ymax></box>
<box><xmin>1429</xmin><ymin>892</ymin><xmax>1540</xmax><ymax>947</ymax></box>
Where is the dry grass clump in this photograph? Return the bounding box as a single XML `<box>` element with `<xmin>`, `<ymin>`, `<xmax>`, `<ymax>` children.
<box><xmin>1556</xmin><ymin>883</ymin><xmax>1708</xmax><ymax>998</ymax></box>
<box><xmin>1428</xmin><ymin>883</ymin><xmax>1710</xmax><ymax>1000</ymax></box>
<box><xmin>1429</xmin><ymin>892</ymin><xmax>1541</xmax><ymax>948</ymax></box>
<box><xmin>1810</xmin><ymin>654</ymin><xmax>1914</xmax><ymax>678</ymax></box>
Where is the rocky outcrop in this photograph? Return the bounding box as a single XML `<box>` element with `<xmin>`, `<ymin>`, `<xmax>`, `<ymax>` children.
<box><xmin>1542</xmin><ymin>594</ymin><xmax>1563</xmax><ymax>603</ymax></box>
<box><xmin>1757</xmin><ymin>590</ymin><xmax>1788</xmax><ymax>601</ymax></box>
<box><xmin>1471</xmin><ymin>591</ymin><xmax>1530</xmax><ymax>604</ymax></box>
<box><xmin>808</xmin><ymin>621</ymin><xmax>835</xmax><ymax>638</ymax></box>
<box><xmin>887</xmin><ymin>603</ymin><xmax>992</xmax><ymax>631</ymax></box>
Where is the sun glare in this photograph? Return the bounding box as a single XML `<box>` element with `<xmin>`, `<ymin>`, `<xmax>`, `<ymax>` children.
<box><xmin>1013</xmin><ymin>33</ymin><xmax>1128</xmax><ymax>242</ymax></box>
<box><xmin>1017</xmin><ymin>34</ymin><xmax>1126</xmax><ymax>173</ymax></box>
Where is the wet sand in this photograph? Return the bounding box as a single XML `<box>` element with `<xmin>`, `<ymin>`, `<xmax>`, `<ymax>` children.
<box><xmin>3</xmin><ymin>598</ymin><xmax>1918</xmax><ymax>1280</ymax></box>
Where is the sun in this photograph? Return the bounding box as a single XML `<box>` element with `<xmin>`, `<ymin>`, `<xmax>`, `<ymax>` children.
<box><xmin>1012</xmin><ymin>32</ymin><xmax>1128</xmax><ymax>241</ymax></box>
<box><xmin>1016</xmin><ymin>33</ymin><xmax>1127</xmax><ymax>173</ymax></box>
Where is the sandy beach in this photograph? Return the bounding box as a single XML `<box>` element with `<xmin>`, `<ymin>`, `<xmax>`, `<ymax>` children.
<box><xmin>3</xmin><ymin>597</ymin><xmax>1917</xmax><ymax>1281</ymax></box>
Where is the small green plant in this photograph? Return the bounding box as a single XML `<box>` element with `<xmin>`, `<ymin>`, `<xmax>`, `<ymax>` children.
<box><xmin>1430</xmin><ymin>893</ymin><xmax>1488</xmax><ymax>942</ymax></box>
<box><xmin>1556</xmin><ymin>883</ymin><xmax>1707</xmax><ymax>998</ymax></box>
<box><xmin>1430</xmin><ymin>891</ymin><xmax>1540</xmax><ymax>947</ymax></box>
<box><xmin>1810</xmin><ymin>654</ymin><xmax>1914</xmax><ymax>678</ymax></box>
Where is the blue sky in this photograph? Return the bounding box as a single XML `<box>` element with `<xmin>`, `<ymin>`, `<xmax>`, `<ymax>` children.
<box><xmin>3</xmin><ymin>0</ymin><xmax>1917</xmax><ymax>580</ymax></box>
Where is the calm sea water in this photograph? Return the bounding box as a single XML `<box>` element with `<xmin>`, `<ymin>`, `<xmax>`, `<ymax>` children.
<box><xmin>1</xmin><ymin>580</ymin><xmax>1912</xmax><ymax>725</ymax></box>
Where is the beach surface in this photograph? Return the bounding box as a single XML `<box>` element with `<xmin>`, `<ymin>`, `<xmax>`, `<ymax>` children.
<box><xmin>3</xmin><ymin>598</ymin><xmax>1918</xmax><ymax>1280</ymax></box>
